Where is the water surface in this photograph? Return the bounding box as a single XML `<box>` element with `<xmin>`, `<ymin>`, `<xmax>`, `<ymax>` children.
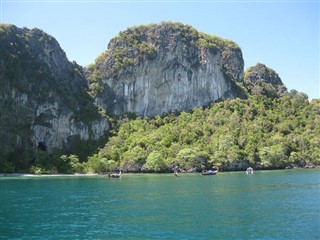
<box><xmin>1</xmin><ymin>169</ymin><xmax>319</xmax><ymax>239</ymax></box>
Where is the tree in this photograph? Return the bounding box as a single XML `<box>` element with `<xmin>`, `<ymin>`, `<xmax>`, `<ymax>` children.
<box><xmin>85</xmin><ymin>90</ymin><xmax>320</xmax><ymax>172</ymax></box>
<box><xmin>69</xmin><ymin>154</ymin><xmax>82</xmax><ymax>173</ymax></box>
<box><xmin>259</xmin><ymin>145</ymin><xmax>287</xmax><ymax>168</ymax></box>
<box><xmin>86</xmin><ymin>154</ymin><xmax>109</xmax><ymax>173</ymax></box>
<box><xmin>58</xmin><ymin>154</ymin><xmax>81</xmax><ymax>173</ymax></box>
<box><xmin>176</xmin><ymin>148</ymin><xmax>203</xmax><ymax>171</ymax></box>
<box><xmin>146</xmin><ymin>151</ymin><xmax>167</xmax><ymax>172</ymax></box>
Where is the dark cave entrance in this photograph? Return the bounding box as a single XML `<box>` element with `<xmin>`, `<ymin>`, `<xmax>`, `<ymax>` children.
<box><xmin>37</xmin><ymin>142</ymin><xmax>47</xmax><ymax>151</ymax></box>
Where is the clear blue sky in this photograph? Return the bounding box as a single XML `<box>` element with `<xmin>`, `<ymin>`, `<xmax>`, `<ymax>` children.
<box><xmin>1</xmin><ymin>0</ymin><xmax>319</xmax><ymax>100</ymax></box>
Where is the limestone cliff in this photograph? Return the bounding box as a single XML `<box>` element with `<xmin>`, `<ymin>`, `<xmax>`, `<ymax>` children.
<box><xmin>244</xmin><ymin>63</ymin><xmax>287</xmax><ymax>98</ymax></box>
<box><xmin>87</xmin><ymin>22</ymin><xmax>246</xmax><ymax>116</ymax></box>
<box><xmin>0</xmin><ymin>24</ymin><xmax>108</xmax><ymax>159</ymax></box>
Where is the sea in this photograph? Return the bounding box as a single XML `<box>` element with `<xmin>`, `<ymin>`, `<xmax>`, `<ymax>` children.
<box><xmin>1</xmin><ymin>169</ymin><xmax>319</xmax><ymax>239</ymax></box>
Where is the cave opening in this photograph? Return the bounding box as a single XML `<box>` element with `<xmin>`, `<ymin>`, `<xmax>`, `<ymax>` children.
<box><xmin>37</xmin><ymin>141</ymin><xmax>47</xmax><ymax>152</ymax></box>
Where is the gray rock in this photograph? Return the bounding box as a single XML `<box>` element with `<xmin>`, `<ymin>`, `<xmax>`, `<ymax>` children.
<box><xmin>0</xmin><ymin>24</ymin><xmax>108</xmax><ymax>155</ymax></box>
<box><xmin>88</xmin><ymin>22</ymin><xmax>245</xmax><ymax>116</ymax></box>
<box><xmin>244</xmin><ymin>63</ymin><xmax>287</xmax><ymax>98</ymax></box>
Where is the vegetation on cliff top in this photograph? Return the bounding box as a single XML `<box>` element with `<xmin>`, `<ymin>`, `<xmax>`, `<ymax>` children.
<box><xmin>0</xmin><ymin>24</ymin><xmax>96</xmax><ymax>121</ymax></box>
<box><xmin>0</xmin><ymin>24</ymin><xmax>107</xmax><ymax>171</ymax></box>
<box><xmin>244</xmin><ymin>63</ymin><xmax>287</xmax><ymax>98</ymax></box>
<box><xmin>87</xmin><ymin>21</ymin><xmax>242</xmax><ymax>96</ymax></box>
<box><xmin>1</xmin><ymin>23</ymin><xmax>319</xmax><ymax>174</ymax></box>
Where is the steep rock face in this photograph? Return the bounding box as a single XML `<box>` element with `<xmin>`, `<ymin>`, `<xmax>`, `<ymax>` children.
<box><xmin>244</xmin><ymin>63</ymin><xmax>287</xmax><ymax>98</ymax></box>
<box><xmin>87</xmin><ymin>22</ymin><xmax>245</xmax><ymax>116</ymax></box>
<box><xmin>0</xmin><ymin>24</ymin><xmax>109</xmax><ymax>155</ymax></box>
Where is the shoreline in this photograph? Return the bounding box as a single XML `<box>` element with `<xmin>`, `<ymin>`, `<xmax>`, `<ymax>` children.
<box><xmin>1</xmin><ymin>167</ymin><xmax>319</xmax><ymax>178</ymax></box>
<box><xmin>0</xmin><ymin>173</ymin><xmax>100</xmax><ymax>177</ymax></box>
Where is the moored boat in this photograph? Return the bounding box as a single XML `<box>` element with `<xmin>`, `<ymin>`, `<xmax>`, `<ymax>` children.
<box><xmin>201</xmin><ymin>169</ymin><xmax>218</xmax><ymax>176</ymax></box>
<box><xmin>246</xmin><ymin>167</ymin><xmax>253</xmax><ymax>174</ymax></box>
<box><xmin>108</xmin><ymin>171</ymin><xmax>122</xmax><ymax>178</ymax></box>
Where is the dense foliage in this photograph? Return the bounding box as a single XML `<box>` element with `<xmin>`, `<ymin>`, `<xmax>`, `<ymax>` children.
<box><xmin>1</xmin><ymin>23</ymin><xmax>319</xmax><ymax>174</ymax></box>
<box><xmin>84</xmin><ymin>90</ymin><xmax>319</xmax><ymax>173</ymax></box>
<box><xmin>3</xmin><ymin>90</ymin><xmax>318</xmax><ymax>174</ymax></box>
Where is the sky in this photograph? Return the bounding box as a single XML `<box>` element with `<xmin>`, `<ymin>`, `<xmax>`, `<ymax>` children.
<box><xmin>1</xmin><ymin>0</ymin><xmax>319</xmax><ymax>100</ymax></box>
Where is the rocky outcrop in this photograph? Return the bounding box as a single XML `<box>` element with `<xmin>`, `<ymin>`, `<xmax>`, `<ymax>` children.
<box><xmin>244</xmin><ymin>63</ymin><xmax>287</xmax><ymax>98</ymax></box>
<box><xmin>87</xmin><ymin>22</ymin><xmax>246</xmax><ymax>116</ymax></box>
<box><xmin>0</xmin><ymin>24</ymin><xmax>108</xmax><ymax>157</ymax></box>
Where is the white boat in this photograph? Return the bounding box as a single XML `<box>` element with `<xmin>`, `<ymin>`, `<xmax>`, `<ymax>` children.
<box><xmin>246</xmin><ymin>167</ymin><xmax>253</xmax><ymax>174</ymax></box>
<box><xmin>108</xmin><ymin>171</ymin><xmax>122</xmax><ymax>178</ymax></box>
<box><xmin>202</xmin><ymin>169</ymin><xmax>218</xmax><ymax>176</ymax></box>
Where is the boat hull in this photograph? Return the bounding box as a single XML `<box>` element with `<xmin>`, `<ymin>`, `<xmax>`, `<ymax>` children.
<box><xmin>108</xmin><ymin>171</ymin><xmax>122</xmax><ymax>178</ymax></box>
<box><xmin>202</xmin><ymin>170</ymin><xmax>218</xmax><ymax>176</ymax></box>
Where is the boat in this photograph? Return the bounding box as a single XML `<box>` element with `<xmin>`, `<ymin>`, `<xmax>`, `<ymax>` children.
<box><xmin>201</xmin><ymin>169</ymin><xmax>218</xmax><ymax>176</ymax></box>
<box><xmin>246</xmin><ymin>167</ymin><xmax>253</xmax><ymax>174</ymax></box>
<box><xmin>108</xmin><ymin>171</ymin><xmax>122</xmax><ymax>178</ymax></box>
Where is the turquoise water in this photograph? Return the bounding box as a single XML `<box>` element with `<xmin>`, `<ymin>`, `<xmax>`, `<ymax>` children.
<box><xmin>1</xmin><ymin>169</ymin><xmax>319</xmax><ymax>239</ymax></box>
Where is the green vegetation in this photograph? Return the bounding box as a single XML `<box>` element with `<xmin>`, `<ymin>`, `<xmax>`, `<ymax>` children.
<box><xmin>82</xmin><ymin>90</ymin><xmax>319</xmax><ymax>173</ymax></box>
<box><xmin>196</xmin><ymin>32</ymin><xmax>240</xmax><ymax>52</ymax></box>
<box><xmin>2</xmin><ymin>89</ymin><xmax>318</xmax><ymax>174</ymax></box>
<box><xmin>1</xmin><ymin>23</ymin><xmax>319</xmax><ymax>174</ymax></box>
<box><xmin>244</xmin><ymin>63</ymin><xmax>287</xmax><ymax>98</ymax></box>
<box><xmin>0</xmin><ymin>24</ymin><xmax>108</xmax><ymax>173</ymax></box>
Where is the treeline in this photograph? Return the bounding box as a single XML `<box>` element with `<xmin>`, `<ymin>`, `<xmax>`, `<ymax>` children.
<box><xmin>1</xmin><ymin>90</ymin><xmax>319</xmax><ymax>174</ymax></box>
<box><xmin>86</xmin><ymin>90</ymin><xmax>320</xmax><ymax>173</ymax></box>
